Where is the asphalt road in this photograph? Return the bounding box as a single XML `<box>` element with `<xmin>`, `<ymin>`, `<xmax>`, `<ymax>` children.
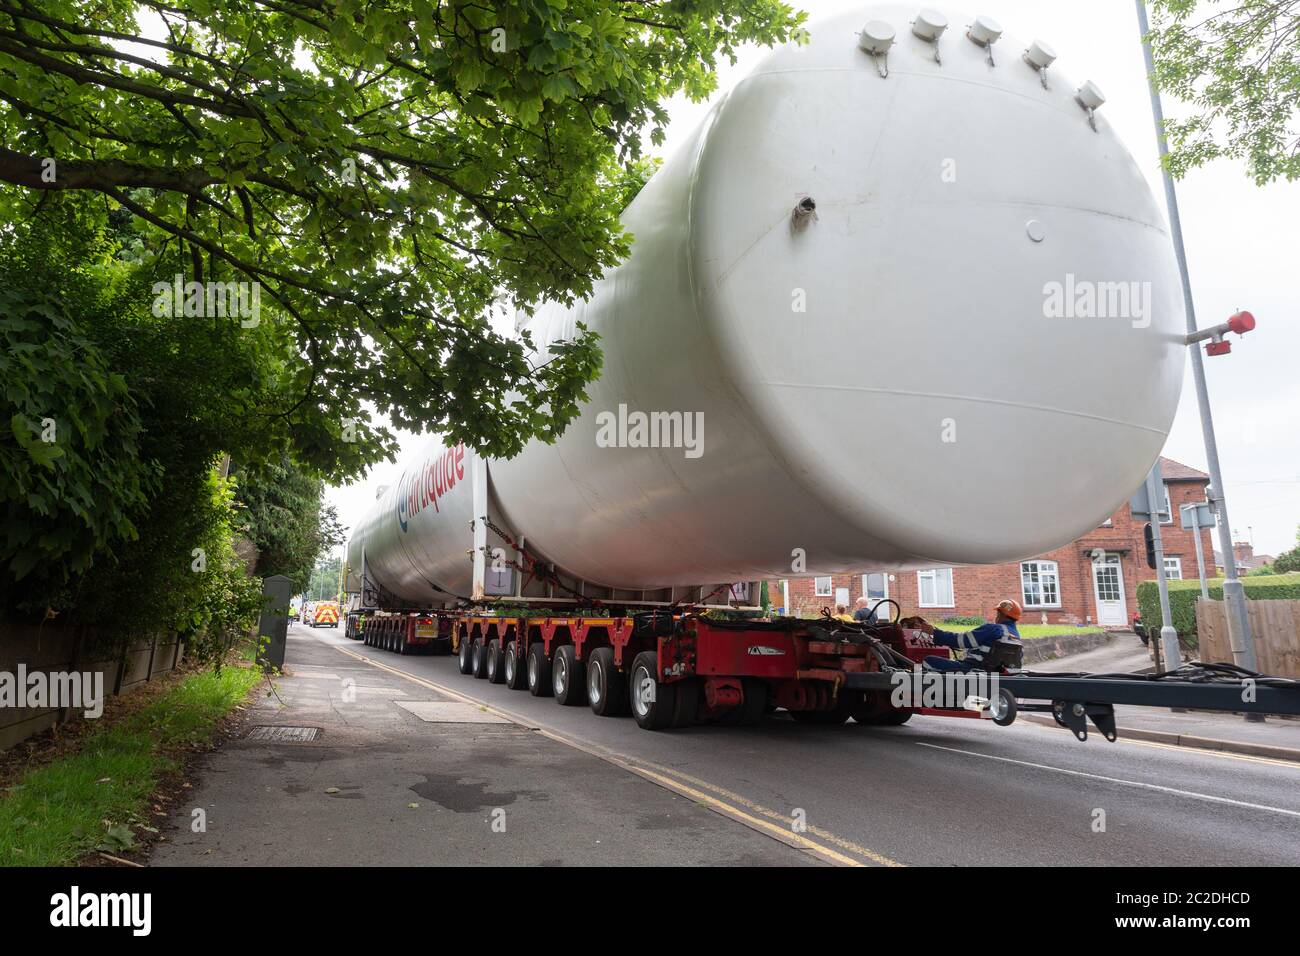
<box><xmin>154</xmin><ymin>624</ymin><xmax>817</xmax><ymax>866</ymax></box>
<box><xmin>307</xmin><ymin>625</ymin><xmax>1300</xmax><ymax>867</ymax></box>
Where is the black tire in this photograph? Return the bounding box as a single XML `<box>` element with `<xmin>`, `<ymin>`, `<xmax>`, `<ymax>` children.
<box><xmin>471</xmin><ymin>638</ymin><xmax>488</xmax><ymax>678</ymax></box>
<box><xmin>792</xmin><ymin>694</ymin><xmax>853</xmax><ymax>725</ymax></box>
<box><xmin>629</xmin><ymin>651</ymin><xmax>677</xmax><ymax>730</ymax></box>
<box><xmin>586</xmin><ymin>647</ymin><xmax>629</xmax><ymax>717</ymax></box>
<box><xmin>552</xmin><ymin>645</ymin><xmax>587</xmax><ymax>706</ymax></box>
<box><xmin>457</xmin><ymin>634</ymin><xmax>473</xmax><ymax>674</ymax></box>
<box><xmin>671</xmin><ymin>677</ymin><xmax>700</xmax><ymax>728</ymax></box>
<box><xmin>991</xmin><ymin>687</ymin><xmax>1018</xmax><ymax>726</ymax></box>
<box><xmin>527</xmin><ymin>642</ymin><xmax>553</xmax><ymax>697</ymax></box>
<box><xmin>503</xmin><ymin>640</ymin><xmax>528</xmax><ymax>690</ymax></box>
<box><xmin>850</xmin><ymin>692</ymin><xmax>912</xmax><ymax>726</ymax></box>
<box><xmin>719</xmin><ymin>678</ymin><xmax>767</xmax><ymax>726</ymax></box>
<box><xmin>397</xmin><ymin>628</ymin><xmax>409</xmax><ymax>656</ymax></box>
<box><xmin>486</xmin><ymin>639</ymin><xmax>505</xmax><ymax>684</ymax></box>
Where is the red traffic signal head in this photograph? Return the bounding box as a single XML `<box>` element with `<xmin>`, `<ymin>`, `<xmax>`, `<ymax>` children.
<box><xmin>1227</xmin><ymin>310</ymin><xmax>1255</xmax><ymax>335</ymax></box>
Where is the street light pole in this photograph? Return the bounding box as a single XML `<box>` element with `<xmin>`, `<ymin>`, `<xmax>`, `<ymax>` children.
<box><xmin>1134</xmin><ymin>0</ymin><xmax>1257</xmax><ymax>671</ymax></box>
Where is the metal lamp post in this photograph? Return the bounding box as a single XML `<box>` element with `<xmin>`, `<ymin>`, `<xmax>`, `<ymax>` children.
<box><xmin>1134</xmin><ymin>0</ymin><xmax>1258</xmax><ymax>672</ymax></box>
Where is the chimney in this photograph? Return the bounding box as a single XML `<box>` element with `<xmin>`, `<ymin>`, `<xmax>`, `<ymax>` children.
<box><xmin>1232</xmin><ymin>541</ymin><xmax>1253</xmax><ymax>562</ymax></box>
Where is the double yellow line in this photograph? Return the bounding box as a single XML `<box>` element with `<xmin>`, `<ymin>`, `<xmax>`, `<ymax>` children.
<box><xmin>330</xmin><ymin>641</ymin><xmax>902</xmax><ymax>868</ymax></box>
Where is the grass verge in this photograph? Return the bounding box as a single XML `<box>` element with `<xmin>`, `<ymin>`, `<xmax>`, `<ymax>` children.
<box><xmin>0</xmin><ymin>664</ymin><xmax>261</xmax><ymax>866</ymax></box>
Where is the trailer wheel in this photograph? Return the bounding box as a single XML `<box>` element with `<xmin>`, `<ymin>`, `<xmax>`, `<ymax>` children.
<box><xmin>671</xmin><ymin>678</ymin><xmax>700</xmax><ymax>728</ymax></box>
<box><xmin>471</xmin><ymin>638</ymin><xmax>488</xmax><ymax>679</ymax></box>
<box><xmin>792</xmin><ymin>694</ymin><xmax>853</xmax><ymax>725</ymax></box>
<box><xmin>486</xmin><ymin>639</ymin><xmax>505</xmax><ymax>684</ymax></box>
<box><xmin>629</xmin><ymin>651</ymin><xmax>676</xmax><ymax>731</ymax></box>
<box><xmin>527</xmin><ymin>642</ymin><xmax>554</xmax><ymax>697</ymax></box>
<box><xmin>397</xmin><ymin>629</ymin><xmax>409</xmax><ymax>656</ymax></box>
<box><xmin>553</xmin><ymin>645</ymin><xmax>587</xmax><ymax>706</ymax></box>
<box><xmin>851</xmin><ymin>693</ymin><xmax>912</xmax><ymax>726</ymax></box>
<box><xmin>719</xmin><ymin>679</ymin><xmax>767</xmax><ymax>726</ymax></box>
<box><xmin>457</xmin><ymin>634</ymin><xmax>473</xmax><ymax>674</ymax></box>
<box><xmin>503</xmin><ymin>641</ymin><xmax>528</xmax><ymax>690</ymax></box>
<box><xmin>587</xmin><ymin>647</ymin><xmax>629</xmax><ymax>717</ymax></box>
<box><xmin>990</xmin><ymin>687</ymin><xmax>1018</xmax><ymax>726</ymax></box>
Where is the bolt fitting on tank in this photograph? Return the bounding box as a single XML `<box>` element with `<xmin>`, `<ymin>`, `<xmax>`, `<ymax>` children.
<box><xmin>912</xmin><ymin>9</ymin><xmax>948</xmax><ymax>64</ymax></box>
<box><xmin>1022</xmin><ymin>39</ymin><xmax>1056</xmax><ymax>89</ymax></box>
<box><xmin>790</xmin><ymin>196</ymin><xmax>818</xmax><ymax>232</ymax></box>
<box><xmin>1075</xmin><ymin>80</ymin><xmax>1106</xmax><ymax>131</ymax></box>
<box><xmin>858</xmin><ymin>21</ymin><xmax>894</xmax><ymax>77</ymax></box>
<box><xmin>966</xmin><ymin>15</ymin><xmax>1002</xmax><ymax>67</ymax></box>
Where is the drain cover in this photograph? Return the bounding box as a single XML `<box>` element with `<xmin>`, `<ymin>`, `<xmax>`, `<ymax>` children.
<box><xmin>246</xmin><ymin>725</ymin><xmax>320</xmax><ymax>742</ymax></box>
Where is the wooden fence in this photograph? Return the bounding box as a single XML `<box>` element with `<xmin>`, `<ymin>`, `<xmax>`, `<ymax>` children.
<box><xmin>0</xmin><ymin>624</ymin><xmax>184</xmax><ymax>750</ymax></box>
<box><xmin>1196</xmin><ymin>599</ymin><xmax>1300</xmax><ymax>677</ymax></box>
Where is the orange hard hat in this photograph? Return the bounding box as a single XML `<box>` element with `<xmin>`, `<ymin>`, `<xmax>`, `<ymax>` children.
<box><xmin>996</xmin><ymin>599</ymin><xmax>1023</xmax><ymax>621</ymax></box>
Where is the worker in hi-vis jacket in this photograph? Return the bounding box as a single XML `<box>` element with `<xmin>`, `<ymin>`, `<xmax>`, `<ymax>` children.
<box><xmin>916</xmin><ymin>599</ymin><xmax>1023</xmax><ymax>673</ymax></box>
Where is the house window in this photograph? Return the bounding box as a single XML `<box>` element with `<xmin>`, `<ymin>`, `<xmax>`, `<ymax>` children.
<box><xmin>813</xmin><ymin>576</ymin><xmax>832</xmax><ymax>597</ymax></box>
<box><xmin>1021</xmin><ymin>560</ymin><xmax>1061</xmax><ymax>608</ymax></box>
<box><xmin>917</xmin><ymin>568</ymin><xmax>954</xmax><ymax>608</ymax></box>
<box><xmin>1163</xmin><ymin>557</ymin><xmax>1182</xmax><ymax>580</ymax></box>
<box><xmin>1158</xmin><ymin>484</ymin><xmax>1173</xmax><ymax>523</ymax></box>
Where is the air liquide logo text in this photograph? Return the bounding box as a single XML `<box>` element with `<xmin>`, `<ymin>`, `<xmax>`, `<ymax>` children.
<box><xmin>397</xmin><ymin>443</ymin><xmax>466</xmax><ymax>532</ymax></box>
<box><xmin>50</xmin><ymin>886</ymin><xmax>151</xmax><ymax>936</ymax></box>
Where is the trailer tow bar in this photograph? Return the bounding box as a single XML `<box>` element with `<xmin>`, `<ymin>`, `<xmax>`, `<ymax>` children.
<box><xmin>844</xmin><ymin>665</ymin><xmax>1300</xmax><ymax>743</ymax></box>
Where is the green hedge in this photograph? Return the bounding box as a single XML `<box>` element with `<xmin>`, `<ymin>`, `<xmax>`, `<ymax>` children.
<box><xmin>1136</xmin><ymin>573</ymin><xmax>1300</xmax><ymax>644</ymax></box>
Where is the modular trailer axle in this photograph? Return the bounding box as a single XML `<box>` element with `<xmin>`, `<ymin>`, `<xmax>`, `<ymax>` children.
<box><xmin>343</xmin><ymin>608</ymin><xmax>1300</xmax><ymax>740</ymax></box>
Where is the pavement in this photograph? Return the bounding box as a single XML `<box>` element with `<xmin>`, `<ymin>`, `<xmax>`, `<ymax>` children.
<box><xmin>149</xmin><ymin>625</ymin><xmax>820</xmax><ymax>866</ymax></box>
<box><xmin>153</xmin><ymin>623</ymin><xmax>1300</xmax><ymax>867</ymax></box>
<box><xmin>1029</xmin><ymin>633</ymin><xmax>1300</xmax><ymax>761</ymax></box>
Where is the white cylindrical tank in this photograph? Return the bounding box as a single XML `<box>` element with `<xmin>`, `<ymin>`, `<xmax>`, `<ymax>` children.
<box><xmin>349</xmin><ymin>5</ymin><xmax>1184</xmax><ymax>603</ymax></box>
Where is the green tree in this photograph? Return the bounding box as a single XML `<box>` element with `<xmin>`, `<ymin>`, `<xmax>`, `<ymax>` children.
<box><xmin>235</xmin><ymin>456</ymin><xmax>345</xmax><ymax>591</ymax></box>
<box><xmin>1</xmin><ymin>205</ymin><xmax>271</xmax><ymax>644</ymax></box>
<box><xmin>306</xmin><ymin>554</ymin><xmax>344</xmax><ymax>602</ymax></box>
<box><xmin>1273</xmin><ymin>526</ymin><xmax>1300</xmax><ymax>573</ymax></box>
<box><xmin>1148</xmin><ymin>0</ymin><xmax>1300</xmax><ymax>184</ymax></box>
<box><xmin>0</xmin><ymin>217</ymin><xmax>156</xmax><ymax>595</ymax></box>
<box><xmin>0</xmin><ymin>0</ymin><xmax>804</xmax><ymax>467</ymax></box>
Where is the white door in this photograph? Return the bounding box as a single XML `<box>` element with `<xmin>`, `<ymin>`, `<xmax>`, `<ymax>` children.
<box><xmin>1091</xmin><ymin>553</ymin><xmax>1127</xmax><ymax>626</ymax></box>
<box><xmin>862</xmin><ymin>572</ymin><xmax>889</xmax><ymax>615</ymax></box>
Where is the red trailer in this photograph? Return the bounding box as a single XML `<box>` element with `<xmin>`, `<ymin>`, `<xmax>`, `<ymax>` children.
<box><xmin>343</xmin><ymin>603</ymin><xmax>1300</xmax><ymax>740</ymax></box>
<box><xmin>346</xmin><ymin>603</ymin><xmax>1005</xmax><ymax>731</ymax></box>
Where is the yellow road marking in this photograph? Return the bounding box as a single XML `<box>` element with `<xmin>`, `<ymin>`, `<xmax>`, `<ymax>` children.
<box><xmin>328</xmin><ymin>639</ymin><xmax>899</xmax><ymax>867</ymax></box>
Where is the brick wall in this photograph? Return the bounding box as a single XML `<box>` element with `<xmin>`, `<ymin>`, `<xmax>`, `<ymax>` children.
<box><xmin>771</xmin><ymin>477</ymin><xmax>1215</xmax><ymax>626</ymax></box>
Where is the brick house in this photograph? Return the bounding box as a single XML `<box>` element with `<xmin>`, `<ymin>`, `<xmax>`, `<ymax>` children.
<box><xmin>1214</xmin><ymin>541</ymin><xmax>1274</xmax><ymax>576</ymax></box>
<box><xmin>771</xmin><ymin>457</ymin><xmax>1215</xmax><ymax>629</ymax></box>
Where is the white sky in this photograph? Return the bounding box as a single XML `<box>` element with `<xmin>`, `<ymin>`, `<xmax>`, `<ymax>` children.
<box><xmin>326</xmin><ymin>1</ymin><xmax>1299</xmax><ymax>559</ymax></box>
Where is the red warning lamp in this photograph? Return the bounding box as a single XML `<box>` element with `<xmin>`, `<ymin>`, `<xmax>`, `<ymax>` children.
<box><xmin>1189</xmin><ymin>310</ymin><xmax>1255</xmax><ymax>356</ymax></box>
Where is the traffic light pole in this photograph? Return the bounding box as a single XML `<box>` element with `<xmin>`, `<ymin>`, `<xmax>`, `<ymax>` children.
<box><xmin>1182</xmin><ymin>503</ymin><xmax>1211</xmax><ymax>600</ymax></box>
<box><xmin>1135</xmin><ymin>0</ymin><xmax>1257</xmax><ymax>672</ymax></box>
